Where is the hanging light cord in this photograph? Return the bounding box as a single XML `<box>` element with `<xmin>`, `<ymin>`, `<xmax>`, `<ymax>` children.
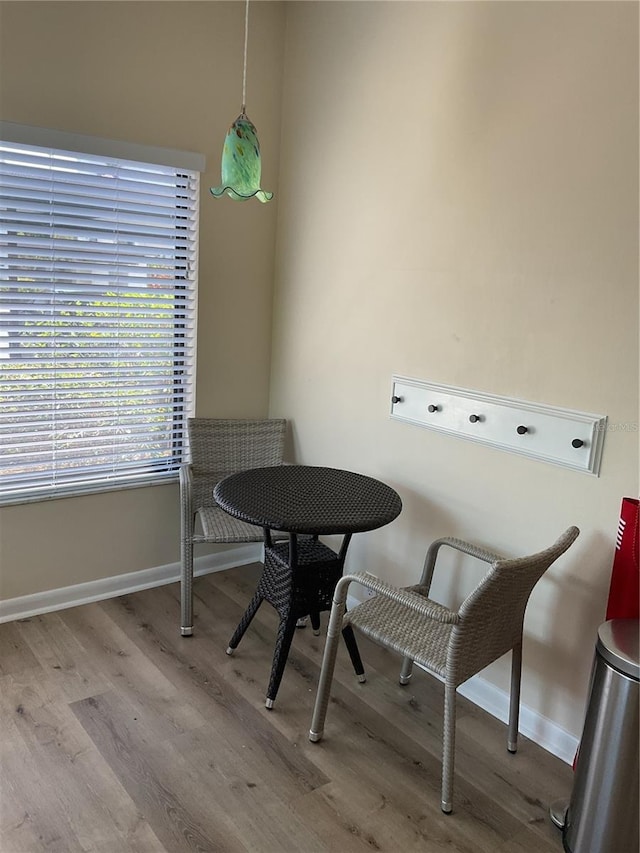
<box><xmin>241</xmin><ymin>0</ymin><xmax>249</xmax><ymax>115</ymax></box>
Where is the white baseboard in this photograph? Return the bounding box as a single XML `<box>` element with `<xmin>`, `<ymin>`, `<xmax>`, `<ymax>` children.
<box><xmin>1</xmin><ymin>551</ymin><xmax>578</xmax><ymax>765</ymax></box>
<box><xmin>457</xmin><ymin>675</ymin><xmax>579</xmax><ymax>765</ymax></box>
<box><xmin>0</xmin><ymin>544</ymin><xmax>262</xmax><ymax>625</ymax></box>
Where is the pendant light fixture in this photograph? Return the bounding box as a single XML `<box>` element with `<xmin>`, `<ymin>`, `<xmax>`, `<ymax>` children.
<box><xmin>210</xmin><ymin>0</ymin><xmax>273</xmax><ymax>203</ymax></box>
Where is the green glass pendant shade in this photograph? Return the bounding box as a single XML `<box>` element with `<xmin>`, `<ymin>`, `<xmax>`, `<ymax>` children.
<box><xmin>210</xmin><ymin>113</ymin><xmax>273</xmax><ymax>203</ymax></box>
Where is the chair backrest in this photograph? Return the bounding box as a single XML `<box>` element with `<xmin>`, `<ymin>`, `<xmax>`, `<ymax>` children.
<box><xmin>448</xmin><ymin>526</ymin><xmax>579</xmax><ymax>684</ymax></box>
<box><xmin>188</xmin><ymin>418</ymin><xmax>286</xmax><ymax>509</ymax></box>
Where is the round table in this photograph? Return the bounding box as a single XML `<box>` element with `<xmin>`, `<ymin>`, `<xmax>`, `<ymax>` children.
<box><xmin>213</xmin><ymin>464</ymin><xmax>402</xmax><ymax>535</ymax></box>
<box><xmin>214</xmin><ymin>465</ymin><xmax>402</xmax><ymax>707</ymax></box>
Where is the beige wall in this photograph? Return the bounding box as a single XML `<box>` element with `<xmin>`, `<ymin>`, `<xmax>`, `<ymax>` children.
<box><xmin>0</xmin><ymin>1</ymin><xmax>285</xmax><ymax>597</ymax></box>
<box><xmin>0</xmin><ymin>0</ymin><xmax>637</xmax><ymax>746</ymax></box>
<box><xmin>270</xmin><ymin>2</ymin><xmax>639</xmax><ymax>736</ymax></box>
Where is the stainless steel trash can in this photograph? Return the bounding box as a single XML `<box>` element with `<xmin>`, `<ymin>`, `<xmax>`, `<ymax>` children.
<box><xmin>563</xmin><ymin>619</ymin><xmax>639</xmax><ymax>853</ymax></box>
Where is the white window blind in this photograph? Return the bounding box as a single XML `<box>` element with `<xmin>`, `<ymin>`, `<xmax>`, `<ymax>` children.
<box><xmin>0</xmin><ymin>134</ymin><xmax>200</xmax><ymax>504</ymax></box>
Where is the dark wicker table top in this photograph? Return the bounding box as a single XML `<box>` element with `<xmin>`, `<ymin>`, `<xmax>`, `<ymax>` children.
<box><xmin>214</xmin><ymin>465</ymin><xmax>402</xmax><ymax>535</ymax></box>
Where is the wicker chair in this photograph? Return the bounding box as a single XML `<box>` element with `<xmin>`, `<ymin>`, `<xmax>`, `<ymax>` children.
<box><xmin>309</xmin><ymin>526</ymin><xmax>580</xmax><ymax>814</ymax></box>
<box><xmin>180</xmin><ymin>418</ymin><xmax>287</xmax><ymax>636</ymax></box>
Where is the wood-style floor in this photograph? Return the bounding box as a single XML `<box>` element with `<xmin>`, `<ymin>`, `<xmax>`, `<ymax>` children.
<box><xmin>1</xmin><ymin>563</ymin><xmax>573</xmax><ymax>853</ymax></box>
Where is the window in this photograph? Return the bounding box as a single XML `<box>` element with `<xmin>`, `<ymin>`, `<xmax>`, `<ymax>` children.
<box><xmin>0</xmin><ymin>124</ymin><xmax>203</xmax><ymax>504</ymax></box>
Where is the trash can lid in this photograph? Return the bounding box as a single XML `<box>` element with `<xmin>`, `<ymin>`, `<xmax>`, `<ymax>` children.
<box><xmin>597</xmin><ymin>619</ymin><xmax>639</xmax><ymax>680</ymax></box>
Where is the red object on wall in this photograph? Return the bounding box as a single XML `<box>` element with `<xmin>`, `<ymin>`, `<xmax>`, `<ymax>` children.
<box><xmin>605</xmin><ymin>497</ymin><xmax>639</xmax><ymax>620</ymax></box>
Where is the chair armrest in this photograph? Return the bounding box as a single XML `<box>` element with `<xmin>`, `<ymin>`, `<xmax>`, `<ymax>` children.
<box><xmin>419</xmin><ymin>537</ymin><xmax>504</xmax><ymax>590</ymax></box>
<box><xmin>444</xmin><ymin>528</ymin><xmax>579</xmax><ymax>566</ymax></box>
<box><xmin>179</xmin><ymin>463</ymin><xmax>194</xmax><ymax>538</ymax></box>
<box><xmin>338</xmin><ymin>573</ymin><xmax>460</xmax><ymax>624</ymax></box>
<box><xmin>434</xmin><ymin>537</ymin><xmax>503</xmax><ymax>564</ymax></box>
<box><xmin>179</xmin><ymin>462</ymin><xmax>193</xmax><ymax>497</ymax></box>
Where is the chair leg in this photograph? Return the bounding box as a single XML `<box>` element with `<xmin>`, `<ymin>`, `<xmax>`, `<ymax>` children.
<box><xmin>341</xmin><ymin>623</ymin><xmax>366</xmax><ymax>683</ymax></box>
<box><xmin>180</xmin><ymin>538</ymin><xmax>194</xmax><ymax>636</ymax></box>
<box><xmin>508</xmin><ymin>642</ymin><xmax>522</xmax><ymax>753</ymax></box>
<box><xmin>265</xmin><ymin>610</ymin><xmax>299</xmax><ymax>708</ymax></box>
<box><xmin>227</xmin><ymin>589</ymin><xmax>264</xmax><ymax>653</ymax></box>
<box><xmin>309</xmin><ymin>596</ymin><xmax>346</xmax><ymax>742</ymax></box>
<box><xmin>399</xmin><ymin>656</ymin><xmax>414</xmax><ymax>685</ymax></box>
<box><xmin>309</xmin><ymin>611</ymin><xmax>321</xmax><ymax>636</ymax></box>
<box><xmin>441</xmin><ymin>683</ymin><xmax>457</xmax><ymax>814</ymax></box>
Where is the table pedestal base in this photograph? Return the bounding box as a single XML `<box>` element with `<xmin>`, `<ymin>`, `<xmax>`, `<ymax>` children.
<box><xmin>227</xmin><ymin>537</ymin><xmax>364</xmax><ymax>706</ymax></box>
